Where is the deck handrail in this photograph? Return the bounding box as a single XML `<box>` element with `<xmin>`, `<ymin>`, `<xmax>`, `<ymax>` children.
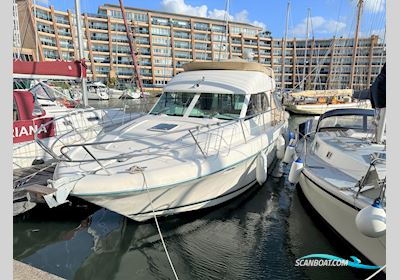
<box><xmin>40</xmin><ymin>107</ymin><xmax>285</xmax><ymax>169</ymax></box>
<box><xmin>33</xmin><ymin>107</ymin><xmax>145</xmax><ymax>160</ymax></box>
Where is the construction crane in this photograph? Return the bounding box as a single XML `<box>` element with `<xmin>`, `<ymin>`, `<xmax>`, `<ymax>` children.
<box><xmin>118</xmin><ymin>0</ymin><xmax>145</xmax><ymax>98</ymax></box>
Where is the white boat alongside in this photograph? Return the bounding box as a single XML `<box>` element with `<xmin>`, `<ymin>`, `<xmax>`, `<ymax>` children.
<box><xmin>294</xmin><ymin>109</ymin><xmax>386</xmax><ymax>267</ymax></box>
<box><xmin>46</xmin><ymin>60</ymin><xmax>289</xmax><ymax>222</ymax></box>
<box><xmin>291</xmin><ymin>65</ymin><xmax>386</xmax><ymax>268</ymax></box>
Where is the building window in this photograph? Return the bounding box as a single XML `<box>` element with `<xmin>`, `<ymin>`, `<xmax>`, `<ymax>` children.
<box><xmin>109</xmin><ymin>10</ymin><xmax>122</xmax><ymax>19</ymax></box>
<box><xmin>174</xmin><ymin>41</ymin><xmax>191</xmax><ymax>49</ymax></box>
<box><xmin>152</xmin><ymin>37</ymin><xmax>169</xmax><ymax>46</ymax></box>
<box><xmin>211</xmin><ymin>25</ymin><xmax>226</xmax><ymax>33</ymax></box>
<box><xmin>194</xmin><ymin>22</ymin><xmax>209</xmax><ymax>31</ymax></box>
<box><xmin>230</xmin><ymin>26</ymin><xmax>241</xmax><ymax>34</ymax></box>
<box><xmin>153</xmin><ymin>47</ymin><xmax>171</xmax><ymax>56</ymax></box>
<box><xmin>151</xmin><ymin>27</ymin><xmax>170</xmax><ymax>36</ymax></box>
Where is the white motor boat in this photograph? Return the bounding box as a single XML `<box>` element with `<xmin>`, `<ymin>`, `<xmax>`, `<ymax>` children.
<box><xmin>87</xmin><ymin>82</ymin><xmax>110</xmax><ymax>100</ymax></box>
<box><xmin>291</xmin><ymin>65</ymin><xmax>386</xmax><ymax>268</ymax></box>
<box><xmin>108</xmin><ymin>88</ymin><xmax>126</xmax><ymax>99</ymax></box>
<box><xmin>46</xmin><ymin>60</ymin><xmax>289</xmax><ymax>222</ymax></box>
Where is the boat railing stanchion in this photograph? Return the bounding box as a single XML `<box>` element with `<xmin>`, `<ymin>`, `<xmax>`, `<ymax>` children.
<box><xmin>262</xmin><ymin>112</ymin><xmax>266</xmax><ymax>132</ymax></box>
<box><xmin>239</xmin><ymin>119</ymin><xmax>247</xmax><ymax>143</ymax></box>
<box><xmin>188</xmin><ymin>129</ymin><xmax>207</xmax><ymax>158</ymax></box>
<box><xmin>81</xmin><ymin>145</ymin><xmax>111</xmax><ymax>175</ymax></box>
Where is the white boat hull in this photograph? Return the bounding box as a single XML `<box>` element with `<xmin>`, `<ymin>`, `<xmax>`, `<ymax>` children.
<box><xmin>286</xmin><ymin>101</ymin><xmax>371</xmax><ymax>115</ymax></box>
<box><xmin>73</xmin><ymin>143</ymin><xmax>277</xmax><ymax>222</ymax></box>
<box><xmin>299</xmin><ymin>171</ymin><xmax>386</xmax><ymax>267</ymax></box>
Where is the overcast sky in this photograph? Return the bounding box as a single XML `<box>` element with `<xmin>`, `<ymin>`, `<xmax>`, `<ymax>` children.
<box><xmin>42</xmin><ymin>0</ymin><xmax>386</xmax><ymax>39</ymax></box>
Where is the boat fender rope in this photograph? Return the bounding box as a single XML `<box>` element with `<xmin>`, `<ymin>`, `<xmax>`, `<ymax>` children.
<box><xmin>139</xmin><ymin>170</ymin><xmax>180</xmax><ymax>280</ymax></box>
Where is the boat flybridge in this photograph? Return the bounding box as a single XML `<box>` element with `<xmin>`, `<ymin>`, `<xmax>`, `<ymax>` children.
<box><xmin>44</xmin><ymin>59</ymin><xmax>289</xmax><ymax>222</ymax></box>
<box><xmin>288</xmin><ymin>64</ymin><xmax>386</xmax><ymax>268</ymax></box>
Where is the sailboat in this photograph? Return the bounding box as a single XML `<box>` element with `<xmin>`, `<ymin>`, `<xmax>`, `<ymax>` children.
<box><xmin>42</xmin><ymin>59</ymin><xmax>289</xmax><ymax>222</ymax></box>
<box><xmin>283</xmin><ymin>89</ymin><xmax>371</xmax><ymax>115</ymax></box>
<box><xmin>283</xmin><ymin>4</ymin><xmax>372</xmax><ymax>115</ymax></box>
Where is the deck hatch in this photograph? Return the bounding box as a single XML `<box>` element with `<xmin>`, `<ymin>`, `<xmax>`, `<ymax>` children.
<box><xmin>148</xmin><ymin>123</ymin><xmax>178</xmax><ymax>132</ymax></box>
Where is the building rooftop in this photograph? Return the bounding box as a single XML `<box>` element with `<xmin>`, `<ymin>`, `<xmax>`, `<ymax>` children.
<box><xmin>101</xmin><ymin>4</ymin><xmax>263</xmax><ymax>30</ymax></box>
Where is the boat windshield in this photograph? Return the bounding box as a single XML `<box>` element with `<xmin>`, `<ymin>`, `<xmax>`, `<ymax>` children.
<box><xmin>189</xmin><ymin>93</ymin><xmax>244</xmax><ymax>120</ymax></box>
<box><xmin>30</xmin><ymin>82</ymin><xmax>74</xmax><ymax>102</ymax></box>
<box><xmin>150</xmin><ymin>92</ymin><xmax>245</xmax><ymax>119</ymax></box>
<box><xmin>150</xmin><ymin>92</ymin><xmax>196</xmax><ymax>116</ymax></box>
<box><xmin>318</xmin><ymin>114</ymin><xmax>374</xmax><ymax>133</ymax></box>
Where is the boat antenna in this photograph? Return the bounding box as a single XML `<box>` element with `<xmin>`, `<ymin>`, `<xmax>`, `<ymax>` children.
<box><xmin>349</xmin><ymin>0</ymin><xmax>364</xmax><ymax>89</ymax></box>
<box><xmin>74</xmin><ymin>0</ymin><xmax>89</xmax><ymax>107</ymax></box>
<box><xmin>281</xmin><ymin>0</ymin><xmax>290</xmax><ymax>92</ymax></box>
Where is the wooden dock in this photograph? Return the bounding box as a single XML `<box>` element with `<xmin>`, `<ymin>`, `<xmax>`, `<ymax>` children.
<box><xmin>13</xmin><ymin>163</ymin><xmax>56</xmax><ymax>216</ymax></box>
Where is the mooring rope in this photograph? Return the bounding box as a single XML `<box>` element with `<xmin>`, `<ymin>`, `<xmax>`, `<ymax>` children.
<box><xmin>364</xmin><ymin>264</ymin><xmax>386</xmax><ymax>280</ymax></box>
<box><xmin>138</xmin><ymin>168</ymin><xmax>180</xmax><ymax>280</ymax></box>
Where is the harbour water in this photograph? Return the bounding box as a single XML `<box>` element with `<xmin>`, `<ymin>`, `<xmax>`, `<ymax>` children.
<box><xmin>13</xmin><ymin>102</ymin><xmax>383</xmax><ymax>280</ymax></box>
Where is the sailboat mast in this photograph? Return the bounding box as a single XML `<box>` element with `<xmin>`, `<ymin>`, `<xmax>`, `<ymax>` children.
<box><xmin>281</xmin><ymin>0</ymin><xmax>290</xmax><ymax>91</ymax></box>
<box><xmin>119</xmin><ymin>0</ymin><xmax>145</xmax><ymax>98</ymax></box>
<box><xmin>218</xmin><ymin>0</ymin><xmax>229</xmax><ymax>61</ymax></box>
<box><xmin>74</xmin><ymin>0</ymin><xmax>88</xmax><ymax>107</ymax></box>
<box><xmin>32</xmin><ymin>0</ymin><xmax>40</xmax><ymax>61</ymax></box>
<box><xmin>349</xmin><ymin>0</ymin><xmax>364</xmax><ymax>89</ymax></box>
<box><xmin>302</xmin><ymin>8</ymin><xmax>310</xmax><ymax>91</ymax></box>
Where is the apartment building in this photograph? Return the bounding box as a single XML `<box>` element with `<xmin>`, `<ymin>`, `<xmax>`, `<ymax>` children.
<box><xmin>15</xmin><ymin>1</ymin><xmax>385</xmax><ymax>91</ymax></box>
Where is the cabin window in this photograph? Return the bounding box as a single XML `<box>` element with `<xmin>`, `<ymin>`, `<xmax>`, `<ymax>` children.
<box><xmin>13</xmin><ymin>97</ymin><xmax>19</xmax><ymax>121</ymax></box>
<box><xmin>150</xmin><ymin>92</ymin><xmax>195</xmax><ymax>116</ymax></box>
<box><xmin>318</xmin><ymin>115</ymin><xmax>374</xmax><ymax>133</ymax></box>
<box><xmin>189</xmin><ymin>93</ymin><xmax>245</xmax><ymax>120</ymax></box>
<box><xmin>30</xmin><ymin>83</ymin><xmax>56</xmax><ymax>101</ymax></box>
<box><xmin>246</xmin><ymin>93</ymin><xmax>270</xmax><ymax>117</ymax></box>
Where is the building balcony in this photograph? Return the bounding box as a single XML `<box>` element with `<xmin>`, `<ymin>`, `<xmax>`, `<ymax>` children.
<box><xmin>174</xmin><ymin>33</ymin><xmax>191</xmax><ymax>39</ymax></box>
<box><xmin>244</xmin><ymin>41</ymin><xmax>257</xmax><ymax>46</ymax></box>
<box><xmin>194</xmin><ymin>26</ymin><xmax>209</xmax><ymax>31</ymax></box>
<box><xmin>58</xmin><ymin>31</ymin><xmax>71</xmax><ymax>37</ymax></box>
<box><xmin>56</xmin><ymin>18</ymin><xmax>70</xmax><ymax>25</ymax></box>
<box><xmin>88</xmin><ymin>13</ymin><xmax>107</xmax><ymax>19</ymax></box>
<box><xmin>152</xmin><ymin>19</ymin><xmax>169</xmax><ymax>26</ymax></box>
<box><xmin>91</xmin><ymin>36</ymin><xmax>109</xmax><ymax>41</ymax></box>
<box><xmin>175</xmin><ymin>54</ymin><xmax>192</xmax><ymax>59</ymax></box>
<box><xmin>36</xmin><ymin>13</ymin><xmax>52</xmax><ymax>22</ymax></box>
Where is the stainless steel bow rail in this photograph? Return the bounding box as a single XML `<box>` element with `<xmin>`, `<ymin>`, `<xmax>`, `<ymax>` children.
<box><xmin>35</xmin><ymin>107</ymin><xmax>286</xmax><ymax>175</ymax></box>
<box><xmin>33</xmin><ymin>107</ymin><xmax>144</xmax><ymax>159</ymax></box>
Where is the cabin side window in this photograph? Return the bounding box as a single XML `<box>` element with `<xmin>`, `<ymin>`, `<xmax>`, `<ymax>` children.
<box><xmin>246</xmin><ymin>92</ymin><xmax>270</xmax><ymax>117</ymax></box>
